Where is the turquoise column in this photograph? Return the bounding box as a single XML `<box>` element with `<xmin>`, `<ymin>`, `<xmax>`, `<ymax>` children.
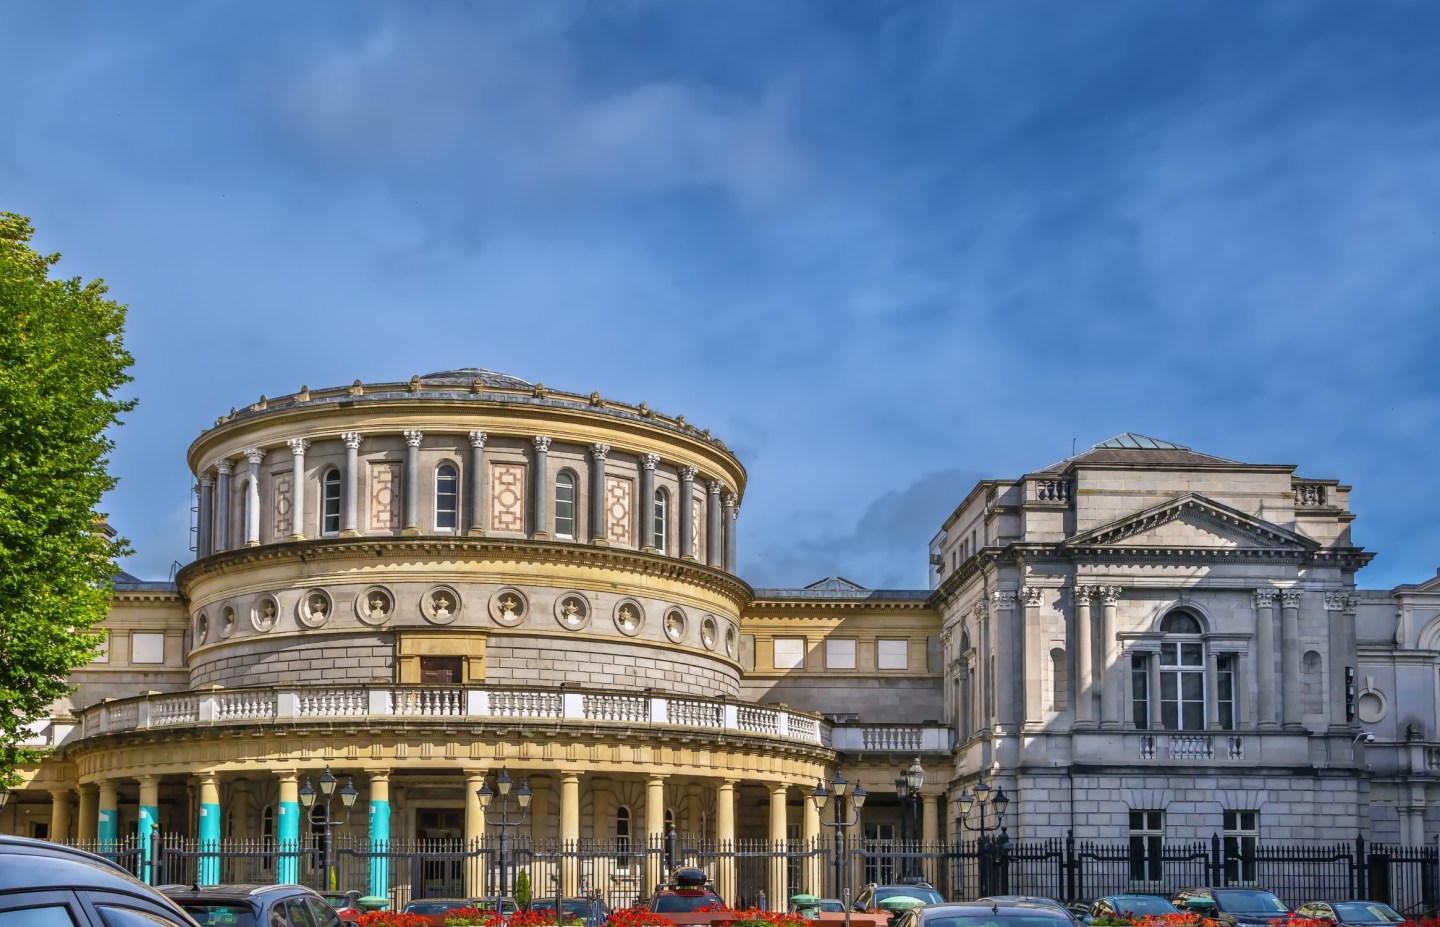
<box><xmin>277</xmin><ymin>772</ymin><xmax>300</xmax><ymax>885</ymax></box>
<box><xmin>198</xmin><ymin>774</ymin><xmax>221</xmax><ymax>886</ymax></box>
<box><xmin>137</xmin><ymin>776</ymin><xmax>160</xmax><ymax>884</ymax></box>
<box><xmin>97</xmin><ymin>781</ymin><xmax>118</xmax><ymax>850</ymax></box>
<box><xmin>368</xmin><ymin>772</ymin><xmax>391</xmax><ymax>901</ymax></box>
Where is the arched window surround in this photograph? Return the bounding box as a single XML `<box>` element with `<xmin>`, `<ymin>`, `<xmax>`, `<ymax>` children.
<box><xmin>434</xmin><ymin>461</ymin><xmax>460</xmax><ymax>533</ymax></box>
<box><xmin>321</xmin><ymin>467</ymin><xmax>342</xmax><ymax>536</ymax></box>
<box><xmin>555</xmin><ymin>469</ymin><xmax>579</xmax><ymax>539</ymax></box>
<box><xmin>654</xmin><ymin>487</ymin><xmax>669</xmax><ymax>554</ymax></box>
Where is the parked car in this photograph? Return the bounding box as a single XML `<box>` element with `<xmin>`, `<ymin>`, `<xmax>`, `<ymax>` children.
<box><xmin>470</xmin><ymin>898</ymin><xmax>519</xmax><ymax>918</ymax></box>
<box><xmin>164</xmin><ymin>883</ymin><xmax>345</xmax><ymax>927</ymax></box>
<box><xmin>528</xmin><ymin>897</ymin><xmax>609</xmax><ymax>926</ymax></box>
<box><xmin>854</xmin><ymin>882</ymin><xmax>945</xmax><ymax>912</ymax></box>
<box><xmin>1080</xmin><ymin>894</ymin><xmax>1180</xmax><ymax>922</ymax></box>
<box><xmin>321</xmin><ymin>891</ymin><xmax>364</xmax><ymax>926</ymax></box>
<box><xmin>0</xmin><ymin>835</ymin><xmax>200</xmax><ymax>927</ymax></box>
<box><xmin>889</xmin><ymin>900</ymin><xmax>1077</xmax><ymax>927</ymax></box>
<box><xmin>977</xmin><ymin>898</ymin><xmax>1082</xmax><ymax>925</ymax></box>
<box><xmin>402</xmin><ymin>899</ymin><xmax>492</xmax><ymax>927</ymax></box>
<box><xmin>633</xmin><ymin>867</ymin><xmax>725</xmax><ymax>918</ymax></box>
<box><xmin>1294</xmin><ymin>902</ymin><xmax>1405</xmax><ymax>925</ymax></box>
<box><xmin>1171</xmin><ymin>888</ymin><xmax>1290</xmax><ymax>926</ymax></box>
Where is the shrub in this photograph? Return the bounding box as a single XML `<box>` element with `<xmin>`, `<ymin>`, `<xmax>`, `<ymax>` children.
<box><xmin>358</xmin><ymin>914</ymin><xmax>430</xmax><ymax>927</ymax></box>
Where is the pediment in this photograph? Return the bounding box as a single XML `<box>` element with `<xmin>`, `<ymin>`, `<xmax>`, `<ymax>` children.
<box><xmin>1065</xmin><ymin>493</ymin><xmax>1318</xmax><ymax>552</ymax></box>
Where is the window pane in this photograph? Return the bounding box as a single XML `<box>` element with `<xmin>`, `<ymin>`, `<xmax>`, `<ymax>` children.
<box><xmin>131</xmin><ymin>632</ymin><xmax>165</xmax><ymax>664</ymax></box>
<box><xmin>1162</xmin><ymin>643</ymin><xmax>1177</xmax><ymax>664</ymax></box>
<box><xmin>1162</xmin><ymin>702</ymin><xmax>1178</xmax><ymax>730</ymax></box>
<box><xmin>827</xmin><ymin>639</ymin><xmax>856</xmax><ymax>670</ymax></box>
<box><xmin>653</xmin><ymin>491</ymin><xmax>667</xmax><ymax>551</ymax></box>
<box><xmin>100</xmin><ymin>908</ymin><xmax>194</xmax><ymax>927</ymax></box>
<box><xmin>555</xmin><ymin>474</ymin><xmax>576</xmax><ymax>537</ymax></box>
<box><xmin>0</xmin><ymin>907</ymin><xmax>79</xmax><ymax>927</ymax></box>
<box><xmin>1181</xmin><ymin>672</ymin><xmax>1204</xmax><ymax>700</ymax></box>
<box><xmin>877</xmin><ymin>639</ymin><xmax>908</xmax><ymax>670</ymax></box>
<box><xmin>1181</xmin><ymin>642</ymin><xmax>1204</xmax><ymax>665</ymax></box>
<box><xmin>1183</xmin><ymin>701</ymin><xmax>1205</xmax><ymax>730</ymax></box>
<box><xmin>322</xmin><ymin>471</ymin><xmax>341</xmax><ymax>534</ymax></box>
<box><xmin>1161</xmin><ymin>673</ymin><xmax>1177</xmax><ymax>699</ymax></box>
<box><xmin>773</xmin><ymin>638</ymin><xmax>805</xmax><ymax>670</ymax></box>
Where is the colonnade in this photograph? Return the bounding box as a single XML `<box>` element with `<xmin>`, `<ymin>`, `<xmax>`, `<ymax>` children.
<box><xmin>194</xmin><ymin>432</ymin><xmax>740</xmax><ymax>572</ymax></box>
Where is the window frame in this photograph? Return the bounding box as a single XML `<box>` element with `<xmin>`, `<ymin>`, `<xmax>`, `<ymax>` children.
<box><xmin>555</xmin><ymin>470</ymin><xmax>578</xmax><ymax>539</ymax></box>
<box><xmin>434</xmin><ymin>462</ymin><xmax>460</xmax><ymax>533</ymax></box>
<box><xmin>826</xmin><ymin>638</ymin><xmax>857</xmax><ymax>670</ymax></box>
<box><xmin>653</xmin><ymin>488</ymin><xmax>669</xmax><ymax>553</ymax></box>
<box><xmin>1131</xmin><ymin>652</ymin><xmax>1151</xmax><ymax>729</ymax></box>
<box><xmin>1159</xmin><ymin>610</ymin><xmax>1207</xmax><ymax>731</ymax></box>
<box><xmin>321</xmin><ymin>468</ymin><xmax>342</xmax><ymax>536</ymax></box>
<box><xmin>876</xmin><ymin>638</ymin><xmax>909</xmax><ymax>671</ymax></box>
<box><xmin>1128</xmin><ymin>809</ymin><xmax>1164</xmax><ymax>885</ymax></box>
<box><xmin>1223</xmin><ymin>810</ymin><xmax>1260</xmax><ymax>885</ymax></box>
<box><xmin>130</xmin><ymin>632</ymin><xmax>165</xmax><ymax>665</ymax></box>
<box><xmin>773</xmin><ymin>637</ymin><xmax>806</xmax><ymax>671</ymax></box>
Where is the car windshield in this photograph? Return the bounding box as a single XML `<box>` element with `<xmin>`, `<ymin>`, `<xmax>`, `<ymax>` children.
<box><xmin>1214</xmin><ymin>892</ymin><xmax>1288</xmax><ymax>914</ymax></box>
<box><xmin>1107</xmin><ymin>898</ymin><xmax>1176</xmax><ymax>915</ymax></box>
<box><xmin>877</xmin><ymin>888</ymin><xmax>945</xmax><ymax>906</ymax></box>
<box><xmin>181</xmin><ymin>905</ymin><xmax>258</xmax><ymax>927</ymax></box>
<box><xmin>530</xmin><ymin>902</ymin><xmax>596</xmax><ymax>918</ymax></box>
<box><xmin>819</xmin><ymin>902</ymin><xmax>846</xmax><ymax>913</ymax></box>
<box><xmin>652</xmin><ymin>895</ymin><xmax>720</xmax><ymax>913</ymax></box>
<box><xmin>1333</xmin><ymin>904</ymin><xmax>1404</xmax><ymax>923</ymax></box>
<box><xmin>924</xmin><ymin>916</ymin><xmax>1068</xmax><ymax>927</ymax></box>
<box><xmin>406</xmin><ymin>904</ymin><xmax>472</xmax><ymax>915</ymax></box>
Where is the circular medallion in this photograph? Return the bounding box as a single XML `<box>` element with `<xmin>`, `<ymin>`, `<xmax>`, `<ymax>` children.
<box><xmin>219</xmin><ymin>606</ymin><xmax>237</xmax><ymax>639</ymax></box>
<box><xmin>663</xmin><ymin>608</ymin><xmax>687</xmax><ymax>644</ymax></box>
<box><xmin>195</xmin><ymin>612</ymin><xmax>208</xmax><ymax>644</ymax></box>
<box><xmin>489</xmin><ymin>588</ymin><xmax>529</xmax><ymax>627</ymax></box>
<box><xmin>700</xmin><ymin>615</ymin><xmax>718</xmax><ymax>651</ymax></box>
<box><xmin>613</xmin><ymin>599</ymin><xmax>645</xmax><ymax>637</ymax></box>
<box><xmin>1357</xmin><ymin>690</ymin><xmax>1387</xmax><ymax>724</ymax></box>
<box><xmin>554</xmin><ymin>592</ymin><xmax>591</xmax><ymax>631</ymax></box>
<box><xmin>724</xmin><ymin>623</ymin><xmax>737</xmax><ymax>657</ymax></box>
<box><xmin>356</xmin><ymin>587</ymin><xmax>395</xmax><ymax>627</ymax></box>
<box><xmin>422</xmin><ymin>585</ymin><xmax>462</xmax><ymax>625</ymax></box>
<box><xmin>252</xmin><ymin>594</ymin><xmax>279</xmax><ymax>632</ymax></box>
<box><xmin>297</xmin><ymin>589</ymin><xmax>333</xmax><ymax>628</ymax></box>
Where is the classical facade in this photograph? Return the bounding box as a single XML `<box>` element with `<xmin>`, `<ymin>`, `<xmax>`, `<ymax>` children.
<box><xmin>3</xmin><ymin>371</ymin><xmax>1439</xmax><ymax>887</ymax></box>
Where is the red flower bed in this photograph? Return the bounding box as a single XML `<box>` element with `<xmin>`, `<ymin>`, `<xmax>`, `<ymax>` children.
<box><xmin>358</xmin><ymin>914</ymin><xmax>431</xmax><ymax>927</ymax></box>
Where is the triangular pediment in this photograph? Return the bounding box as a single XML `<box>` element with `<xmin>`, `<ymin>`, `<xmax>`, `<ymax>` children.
<box><xmin>1065</xmin><ymin>493</ymin><xmax>1318</xmax><ymax>551</ymax></box>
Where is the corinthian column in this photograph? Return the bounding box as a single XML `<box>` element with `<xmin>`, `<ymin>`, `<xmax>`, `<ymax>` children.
<box><xmin>286</xmin><ymin>438</ymin><xmax>309</xmax><ymax>540</ymax></box>
<box><xmin>639</xmin><ymin>454</ymin><xmax>660</xmax><ymax>551</ymax></box>
<box><xmin>531</xmin><ymin>436</ymin><xmax>552</xmax><ymax>539</ymax></box>
<box><xmin>196</xmin><ymin>474</ymin><xmax>214</xmax><ymax>558</ymax></box>
<box><xmin>1074</xmin><ymin>586</ymin><xmax>1096</xmax><ymax>727</ymax></box>
<box><xmin>590</xmin><ymin>444</ymin><xmax>610</xmax><ymax>544</ymax></box>
<box><xmin>1099</xmin><ymin>585</ymin><xmax>1123</xmax><ymax>728</ymax></box>
<box><xmin>467</xmin><ymin>432</ymin><xmax>487</xmax><ymax>536</ymax></box>
<box><xmin>992</xmin><ymin>590</ymin><xmax>1019</xmax><ymax>731</ymax></box>
<box><xmin>723</xmin><ymin>493</ymin><xmax>738</xmax><ymax>572</ymax></box>
<box><xmin>678</xmin><ymin>467</ymin><xmax>697</xmax><ymax>560</ymax></box>
<box><xmin>341</xmin><ymin>433</ymin><xmax>363</xmax><ymax>536</ymax></box>
<box><xmin>402</xmin><ymin>430</ymin><xmax>423</xmax><ymax>536</ymax></box>
<box><xmin>1281</xmin><ymin>589</ymin><xmax>1303</xmax><ymax>728</ymax></box>
<box><xmin>243</xmin><ymin>448</ymin><xmax>264</xmax><ymax>546</ymax></box>
<box><xmin>214</xmin><ymin>460</ymin><xmax>233</xmax><ymax>552</ymax></box>
<box><xmin>1253</xmin><ymin>590</ymin><xmax>1278</xmax><ymax>728</ymax></box>
<box><xmin>706</xmin><ymin>480</ymin><xmax>723</xmax><ymax>567</ymax></box>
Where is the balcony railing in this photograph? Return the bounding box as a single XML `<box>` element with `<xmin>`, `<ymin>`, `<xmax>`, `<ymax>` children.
<box><xmin>829</xmin><ymin>723</ymin><xmax>954</xmax><ymax>753</ymax></box>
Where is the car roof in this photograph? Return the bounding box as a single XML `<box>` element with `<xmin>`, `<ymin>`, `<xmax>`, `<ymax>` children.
<box><xmin>166</xmin><ymin>885</ymin><xmax>312</xmax><ymax>900</ymax></box>
<box><xmin>0</xmin><ymin>836</ymin><xmax>156</xmax><ymax>895</ymax></box>
<box><xmin>923</xmin><ymin>903</ymin><xmax>1071</xmax><ymax>916</ymax></box>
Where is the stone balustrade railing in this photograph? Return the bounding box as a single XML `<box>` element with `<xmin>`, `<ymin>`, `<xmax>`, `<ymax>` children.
<box><xmin>72</xmin><ymin>685</ymin><xmax>850</xmax><ymax>749</ymax></box>
<box><xmin>829</xmin><ymin>723</ymin><xmax>954</xmax><ymax>753</ymax></box>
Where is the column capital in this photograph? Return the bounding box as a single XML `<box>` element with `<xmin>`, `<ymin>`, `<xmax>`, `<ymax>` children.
<box><xmin>286</xmin><ymin>438</ymin><xmax>310</xmax><ymax>454</ymax></box>
<box><xmin>533</xmin><ymin>435</ymin><xmax>552</xmax><ymax>452</ymax></box>
<box><xmin>1020</xmin><ymin>586</ymin><xmax>1044</xmax><ymax>607</ymax></box>
<box><xmin>468</xmin><ymin>431</ymin><xmax>487</xmax><ymax>449</ymax></box>
<box><xmin>647</xmin><ymin>774</ymin><xmax>668</xmax><ymax>785</ymax></box>
<box><xmin>1253</xmin><ymin>589</ymin><xmax>1278</xmax><ymax>608</ymax></box>
<box><xmin>1324</xmin><ymin>591</ymin><xmax>1349</xmax><ymax>611</ymax></box>
<box><xmin>243</xmin><ymin>447</ymin><xmax>265</xmax><ymax>465</ymax></box>
<box><xmin>196</xmin><ymin>771</ymin><xmax>219</xmax><ymax>787</ymax></box>
<box><xmin>134</xmin><ymin>774</ymin><xmax>159</xmax><ymax>785</ymax></box>
<box><xmin>368</xmin><ymin>769</ymin><xmax>391</xmax><ymax>784</ymax></box>
<box><xmin>342</xmin><ymin>432</ymin><xmax>364</xmax><ymax>450</ymax></box>
<box><xmin>199</xmin><ymin>473</ymin><xmax>215</xmax><ymax>488</ymax></box>
<box><xmin>1073</xmin><ymin>585</ymin><xmax>1096</xmax><ymax>603</ymax></box>
<box><xmin>559</xmin><ymin>772</ymin><xmax>580</xmax><ymax>783</ymax></box>
<box><xmin>214</xmin><ymin>459</ymin><xmax>234</xmax><ymax>475</ymax></box>
<box><xmin>706</xmin><ymin>479</ymin><xmax>724</xmax><ymax>496</ymax></box>
<box><xmin>404</xmin><ymin>430</ymin><xmax>424</xmax><ymax>447</ymax></box>
<box><xmin>1280</xmin><ymin>589</ymin><xmax>1303</xmax><ymax>609</ymax></box>
<box><xmin>679</xmin><ymin>466</ymin><xmax>698</xmax><ymax>482</ymax></box>
<box><xmin>1099</xmin><ymin>585</ymin><xmax>1123</xmax><ymax>605</ymax></box>
<box><xmin>640</xmin><ymin>453</ymin><xmax>661</xmax><ymax>471</ymax></box>
<box><xmin>992</xmin><ymin>590</ymin><xmax>1018</xmax><ymax>608</ymax></box>
<box><xmin>723</xmin><ymin>492</ymin><xmax>738</xmax><ymax>509</ymax></box>
<box><xmin>590</xmin><ymin>443</ymin><xmax>610</xmax><ymax>461</ymax></box>
<box><xmin>274</xmin><ymin>768</ymin><xmax>298</xmax><ymax>783</ymax></box>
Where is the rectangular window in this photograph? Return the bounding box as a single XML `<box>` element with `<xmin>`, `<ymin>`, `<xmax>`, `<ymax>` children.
<box><xmin>1223</xmin><ymin>810</ymin><xmax>1260</xmax><ymax>884</ymax></box>
<box><xmin>1161</xmin><ymin>642</ymin><xmax>1206</xmax><ymax>730</ymax></box>
<box><xmin>826</xmin><ymin>639</ymin><xmax>856</xmax><ymax>670</ymax></box>
<box><xmin>1131</xmin><ymin>654</ymin><xmax>1150</xmax><ymax>729</ymax></box>
<box><xmin>555</xmin><ymin>475</ymin><xmax>577</xmax><ymax>538</ymax></box>
<box><xmin>93</xmin><ymin>631</ymin><xmax>109</xmax><ymax>664</ymax></box>
<box><xmin>877</xmin><ymin>639</ymin><xmax>909</xmax><ymax>670</ymax></box>
<box><xmin>435</xmin><ymin>466</ymin><xmax>459</xmax><ymax>531</ymax></box>
<box><xmin>653</xmin><ymin>492</ymin><xmax>668</xmax><ymax>553</ymax></box>
<box><xmin>773</xmin><ymin>638</ymin><xmax>806</xmax><ymax>670</ymax></box>
<box><xmin>1129</xmin><ymin>810</ymin><xmax>1164</xmax><ymax>883</ymax></box>
<box><xmin>322</xmin><ymin>471</ymin><xmax>342</xmax><ymax>535</ymax></box>
<box><xmin>131</xmin><ymin>632</ymin><xmax>165</xmax><ymax>664</ymax></box>
<box><xmin>420</xmin><ymin>656</ymin><xmax>462</xmax><ymax>684</ymax></box>
<box><xmin>1217</xmin><ymin>655</ymin><xmax>1237</xmax><ymax>731</ymax></box>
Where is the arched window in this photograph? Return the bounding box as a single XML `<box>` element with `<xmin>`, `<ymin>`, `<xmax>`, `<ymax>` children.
<box><xmin>1050</xmin><ymin>648</ymin><xmax>1069</xmax><ymax>711</ymax></box>
<box><xmin>435</xmin><ymin>463</ymin><xmax>459</xmax><ymax>531</ymax></box>
<box><xmin>615</xmin><ymin>806</ymin><xmax>631</xmax><ymax>868</ymax></box>
<box><xmin>1160</xmin><ymin>610</ymin><xmax>1205</xmax><ymax>731</ymax></box>
<box><xmin>654</xmin><ymin>488</ymin><xmax>669</xmax><ymax>553</ymax></box>
<box><xmin>321</xmin><ymin>468</ymin><xmax>341</xmax><ymax>535</ymax></box>
<box><xmin>261</xmin><ymin>806</ymin><xmax>275</xmax><ymax>870</ymax></box>
<box><xmin>1303</xmin><ymin>650</ymin><xmax>1324</xmax><ymax>715</ymax></box>
<box><xmin>555</xmin><ymin>471</ymin><xmax>577</xmax><ymax>539</ymax></box>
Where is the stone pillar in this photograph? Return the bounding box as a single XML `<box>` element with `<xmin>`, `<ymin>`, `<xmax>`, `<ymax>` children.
<box><xmin>1148</xmin><ymin>651</ymin><xmax>1163</xmax><ymax>729</ymax></box>
<box><xmin>1254</xmin><ymin>590</ymin><xmax>1278</xmax><ymax>727</ymax></box>
<box><xmin>464</xmin><ymin>770</ymin><xmax>487</xmax><ymax>897</ymax></box>
<box><xmin>467</xmin><ymin>432</ymin><xmax>487</xmax><ymax>536</ymax></box>
<box><xmin>341</xmin><ymin>433</ymin><xmax>363</xmax><ymax>537</ymax></box>
<box><xmin>802</xmin><ymin>787</ymin><xmax>822</xmax><ymax>894</ymax></box>
<box><xmin>1328</xmin><ymin>593</ymin><xmax>1359</xmax><ymax>732</ymax></box>
<box><xmin>640</xmin><ymin>455</ymin><xmax>660</xmax><ymax>552</ymax></box>
<box><xmin>243</xmin><ymin>449</ymin><xmax>264</xmax><ymax>546</ymax></box>
<box><xmin>77</xmin><ymin>785</ymin><xmax>97</xmax><ymax>843</ymax></box>
<box><xmin>767</xmin><ymin>785</ymin><xmax>788</xmax><ymax>910</ymax></box>
<box><xmin>723</xmin><ymin>493</ymin><xmax>738</xmax><ymax>573</ymax></box>
<box><xmin>1205</xmin><ymin>651</ymin><xmax>1221</xmax><ymax>731</ymax></box>
<box><xmin>369</xmin><ymin>771</ymin><xmax>391</xmax><ymax>900</ymax></box>
<box><xmin>276</xmin><ymin>770</ymin><xmax>300</xmax><ymax>885</ymax></box>
<box><xmin>285</xmin><ymin>439</ymin><xmax>309</xmax><ymax>540</ymax></box>
<box><xmin>214</xmin><ymin>460</ymin><xmax>233</xmax><ymax>552</ymax></box>
<box><xmin>678</xmin><ymin>467</ymin><xmax>697</xmax><ymax>560</ymax></box>
<box><xmin>1074</xmin><ymin>586</ymin><xmax>1095</xmax><ymax>727</ymax></box>
<box><xmin>97</xmin><ymin>780</ymin><xmax>118</xmax><ymax>849</ymax></box>
<box><xmin>705</xmin><ymin>481</ymin><xmax>723</xmax><ymax>567</ymax></box>
<box><xmin>137</xmin><ymin>775</ymin><xmax>160</xmax><ymax>883</ymax></box>
<box><xmin>531</xmin><ymin>437</ymin><xmax>552</xmax><ymax>540</ymax></box>
<box><xmin>992</xmin><ymin>591</ymin><xmax>1018</xmax><ymax>732</ymax></box>
<box><xmin>922</xmin><ymin>793</ymin><xmax>939</xmax><ymax>883</ymax></box>
<box><xmin>1020</xmin><ymin>586</ymin><xmax>1044</xmax><ymax>725</ymax></box>
<box><xmin>588</xmin><ymin>444</ymin><xmax>610</xmax><ymax>544</ymax></box>
<box><xmin>48</xmin><ymin>789</ymin><xmax>71</xmax><ymax>845</ymax></box>
<box><xmin>715</xmin><ymin>780</ymin><xmax>737</xmax><ymax>906</ymax></box>
<box><xmin>198</xmin><ymin>773</ymin><xmax>221</xmax><ymax>885</ymax></box>
<box><xmin>196</xmin><ymin>474</ymin><xmax>214</xmax><ymax>558</ymax></box>
<box><xmin>646</xmin><ymin>776</ymin><xmax>667</xmax><ymax>896</ymax></box>
<box><xmin>1281</xmin><ymin>589</ymin><xmax>1303</xmax><ymax>727</ymax></box>
<box><xmin>1099</xmin><ymin>586</ymin><xmax>1123</xmax><ymax>728</ymax></box>
<box><xmin>559</xmin><ymin>774</ymin><xmax>580</xmax><ymax>895</ymax></box>
<box><xmin>402</xmin><ymin>430</ymin><xmax>423</xmax><ymax>536</ymax></box>
<box><xmin>685</xmin><ymin>783</ymin><xmax>703</xmax><ymax>839</ymax></box>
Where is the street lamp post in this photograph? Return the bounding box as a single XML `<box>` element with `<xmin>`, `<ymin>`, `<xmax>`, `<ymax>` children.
<box><xmin>475</xmin><ymin>768</ymin><xmax>532</xmax><ymax>902</ymax></box>
<box><xmin>953</xmin><ymin>777</ymin><xmax>1010</xmax><ymax>896</ymax></box>
<box><xmin>299</xmin><ymin>766</ymin><xmax>358</xmax><ymax>892</ymax></box>
<box><xmin>899</xmin><ymin>758</ymin><xmax>924</xmax><ymax>879</ymax></box>
<box><xmin>811</xmin><ymin>771</ymin><xmax>867</xmax><ymax>903</ymax></box>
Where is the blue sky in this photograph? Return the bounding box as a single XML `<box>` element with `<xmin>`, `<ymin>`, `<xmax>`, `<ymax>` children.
<box><xmin>2</xmin><ymin>1</ymin><xmax>1437</xmax><ymax>590</ymax></box>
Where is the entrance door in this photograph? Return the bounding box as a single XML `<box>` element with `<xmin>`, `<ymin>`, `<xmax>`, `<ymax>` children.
<box><xmin>420</xmin><ymin>657</ymin><xmax>462</xmax><ymax>684</ymax></box>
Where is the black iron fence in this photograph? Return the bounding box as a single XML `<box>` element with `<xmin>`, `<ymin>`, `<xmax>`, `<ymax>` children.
<box><xmin>69</xmin><ymin>833</ymin><xmax>1439</xmax><ymax>916</ymax></box>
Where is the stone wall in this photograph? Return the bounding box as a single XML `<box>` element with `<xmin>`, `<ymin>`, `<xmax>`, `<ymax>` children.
<box><xmin>746</xmin><ymin>677</ymin><xmax>943</xmax><ymax>723</ymax></box>
<box><xmin>485</xmin><ymin>637</ymin><xmax>739</xmax><ymax>697</ymax></box>
<box><xmin>190</xmin><ymin>632</ymin><xmax>393</xmax><ymax>688</ymax></box>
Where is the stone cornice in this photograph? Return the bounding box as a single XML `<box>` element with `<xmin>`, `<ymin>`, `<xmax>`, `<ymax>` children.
<box><xmin>1064</xmin><ymin>493</ymin><xmax>1319</xmax><ymax>550</ymax></box>
<box><xmin>177</xmin><ymin>536</ymin><xmax>755</xmax><ymax>612</ymax></box>
<box><xmin>111</xmin><ymin>587</ymin><xmax>183</xmax><ymax>604</ymax></box>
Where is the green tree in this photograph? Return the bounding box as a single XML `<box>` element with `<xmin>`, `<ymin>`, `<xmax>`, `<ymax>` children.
<box><xmin>514</xmin><ymin>868</ymin><xmax>531</xmax><ymax>909</ymax></box>
<box><xmin>0</xmin><ymin>212</ymin><xmax>135</xmax><ymax>788</ymax></box>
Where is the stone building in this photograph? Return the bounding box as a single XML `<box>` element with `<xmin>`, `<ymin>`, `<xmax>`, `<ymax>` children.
<box><xmin>3</xmin><ymin>371</ymin><xmax>1439</xmax><ymax>885</ymax></box>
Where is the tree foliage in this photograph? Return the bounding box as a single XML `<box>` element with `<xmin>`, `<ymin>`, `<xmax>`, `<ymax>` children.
<box><xmin>0</xmin><ymin>213</ymin><xmax>135</xmax><ymax>786</ymax></box>
<box><xmin>515</xmin><ymin>868</ymin><xmax>531</xmax><ymax>909</ymax></box>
